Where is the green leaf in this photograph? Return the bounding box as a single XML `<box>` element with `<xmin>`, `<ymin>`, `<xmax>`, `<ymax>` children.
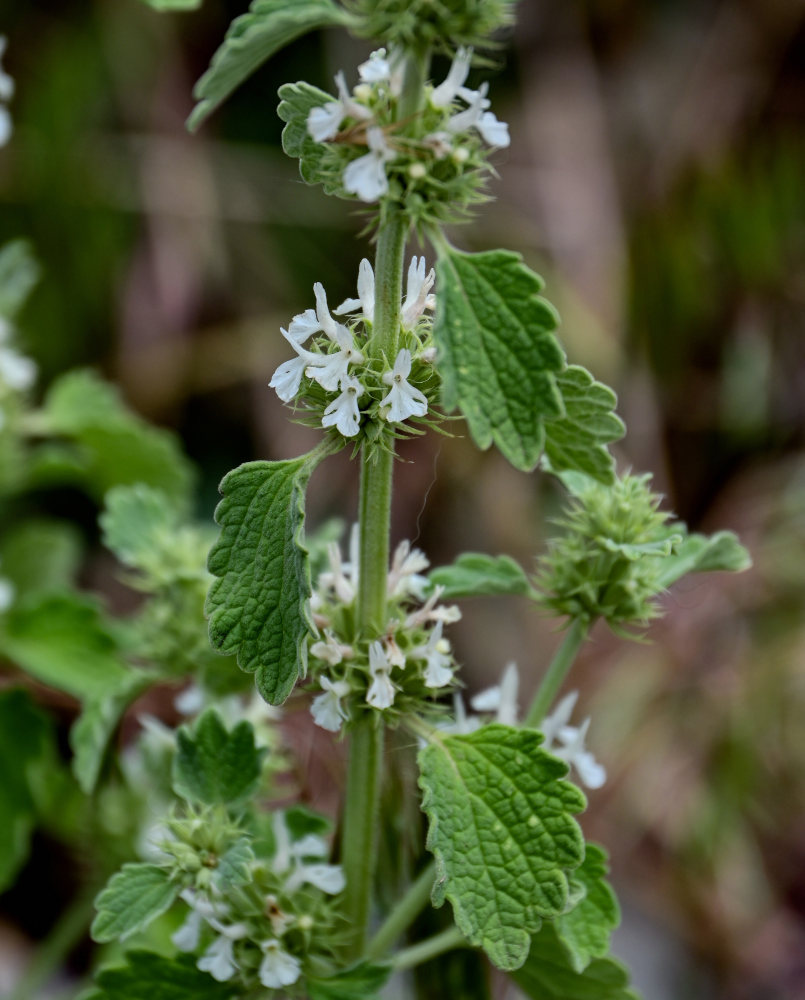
<box><xmin>433</xmin><ymin>248</ymin><xmax>565</xmax><ymax>471</ymax></box>
<box><xmin>555</xmin><ymin>844</ymin><xmax>620</xmax><ymax>973</ymax></box>
<box><xmin>429</xmin><ymin>552</ymin><xmax>532</xmax><ymax>600</ymax></box>
<box><xmin>41</xmin><ymin>370</ymin><xmax>193</xmax><ymax>502</ymax></box>
<box><xmin>543</xmin><ymin>366</ymin><xmax>625</xmax><ymax>485</ymax></box>
<box><xmin>0</xmin><ymin>240</ymin><xmax>41</xmax><ymax>319</ymax></box>
<box><xmin>656</xmin><ymin>530</ymin><xmax>751</xmax><ymax>589</ymax></box>
<box><xmin>512</xmin><ymin>925</ymin><xmax>640</xmax><ymax>1000</ymax></box>
<box><xmin>0</xmin><ymin>593</ymin><xmax>131</xmax><ymax>699</ymax></box>
<box><xmin>140</xmin><ymin>0</ymin><xmax>202</xmax><ymax>9</ymax></box>
<box><xmin>93</xmin><ymin>951</ymin><xmax>235</xmax><ymax>999</ymax></box>
<box><xmin>277</xmin><ymin>82</ymin><xmax>342</xmax><ymax>193</ymax></box>
<box><xmin>173</xmin><ymin>709</ymin><xmax>264</xmax><ymax>804</ymax></box>
<box><xmin>418</xmin><ymin>724</ymin><xmax>586</xmax><ymax>970</ymax></box>
<box><xmin>206</xmin><ymin>455</ymin><xmax>321</xmax><ymax>704</ymax></box>
<box><xmin>101</xmin><ymin>484</ymin><xmax>177</xmax><ymax>569</ymax></box>
<box><xmin>307</xmin><ymin>962</ymin><xmax>392</xmax><ymax>1000</ymax></box>
<box><xmin>0</xmin><ymin>689</ymin><xmax>55</xmax><ymax>891</ymax></box>
<box><xmin>70</xmin><ymin>672</ymin><xmax>154</xmax><ymax>794</ymax></box>
<box><xmin>91</xmin><ymin>864</ymin><xmax>179</xmax><ymax>943</ymax></box>
<box><xmin>215</xmin><ymin>837</ymin><xmax>255</xmax><ymax>888</ymax></box>
<box><xmin>0</xmin><ymin>519</ymin><xmax>82</xmax><ymax>598</ymax></box>
<box><xmin>188</xmin><ymin>0</ymin><xmax>350</xmax><ymax>131</ymax></box>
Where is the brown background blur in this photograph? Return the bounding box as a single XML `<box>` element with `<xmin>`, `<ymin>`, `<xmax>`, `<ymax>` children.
<box><xmin>1</xmin><ymin>0</ymin><xmax>804</xmax><ymax>997</ymax></box>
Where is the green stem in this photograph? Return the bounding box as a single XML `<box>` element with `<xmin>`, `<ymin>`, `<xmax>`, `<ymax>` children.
<box><xmin>524</xmin><ymin>617</ymin><xmax>590</xmax><ymax>727</ymax></box>
<box><xmin>9</xmin><ymin>889</ymin><xmax>95</xmax><ymax>1000</ymax></box>
<box><xmin>391</xmin><ymin>926</ymin><xmax>468</xmax><ymax>971</ymax></box>
<box><xmin>366</xmin><ymin>861</ymin><xmax>437</xmax><ymax>959</ymax></box>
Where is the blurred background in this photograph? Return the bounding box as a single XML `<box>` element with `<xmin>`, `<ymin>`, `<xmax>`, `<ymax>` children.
<box><xmin>1</xmin><ymin>0</ymin><xmax>804</xmax><ymax>997</ymax></box>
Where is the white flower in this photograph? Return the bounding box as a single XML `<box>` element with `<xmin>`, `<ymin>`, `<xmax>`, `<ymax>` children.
<box><xmin>174</xmin><ymin>683</ymin><xmax>204</xmax><ymax>716</ymax></box>
<box><xmin>271</xmin><ymin>813</ymin><xmax>346</xmax><ymax>894</ymax></box>
<box><xmin>172</xmin><ymin>908</ymin><xmax>203</xmax><ymax>952</ymax></box>
<box><xmin>311</xmin><ymin>676</ymin><xmax>351</xmax><ymax>732</ymax></box>
<box><xmin>401</xmin><ymin>256</ymin><xmax>436</xmax><ymax>328</ymax></box>
<box><xmin>381</xmin><ymin>349</ymin><xmax>428</xmax><ymax>423</ymax></box>
<box><xmin>321</xmin><ymin>373</ymin><xmax>364</xmax><ymax>437</ymax></box>
<box><xmin>198</xmin><ymin>930</ymin><xmax>243</xmax><ymax>982</ymax></box>
<box><xmin>431</xmin><ymin>47</ymin><xmax>473</xmax><ymax>108</ymax></box>
<box><xmin>540</xmin><ymin>691</ymin><xmax>606</xmax><ymax>789</ymax></box>
<box><xmin>307</xmin><ymin>70</ymin><xmax>372</xmax><ymax>142</ymax></box>
<box><xmin>366</xmin><ymin>640</ymin><xmax>395</xmax><ymax>710</ymax></box>
<box><xmin>417</xmin><ymin>620</ymin><xmax>454</xmax><ymax>688</ymax></box>
<box><xmin>343</xmin><ymin>126</ymin><xmax>395</xmax><ymax>202</ymax></box>
<box><xmin>259</xmin><ymin>940</ymin><xmax>302</xmax><ymax>989</ymax></box>
<box><xmin>269</xmin><ymin>330</ymin><xmax>312</xmax><ymax>403</ymax></box>
<box><xmin>287</xmin><ymin>308</ymin><xmax>321</xmax><ymax>344</ymax></box>
<box><xmin>0</xmin><ymin>347</ymin><xmax>37</xmax><ymax>391</ymax></box>
<box><xmin>387</xmin><ymin>538</ymin><xmax>430</xmax><ymax>598</ymax></box>
<box><xmin>306</xmin><ymin>326</ymin><xmax>365</xmax><ymax>393</ymax></box>
<box><xmin>447</xmin><ymin>84</ymin><xmax>510</xmax><ymax>148</ymax></box>
<box><xmin>310</xmin><ymin>629</ymin><xmax>349</xmax><ymax>666</ymax></box>
<box><xmin>359</xmin><ymin>48</ymin><xmax>391</xmax><ymax>83</ymax></box>
<box><xmin>286</xmin><ymin>861</ymin><xmax>346</xmax><ymax>895</ymax></box>
<box><xmin>335</xmin><ymin>258</ymin><xmax>375</xmax><ymax>323</ymax></box>
<box><xmin>405</xmin><ymin>585</ymin><xmax>461</xmax><ymax>628</ymax></box>
<box><xmin>471</xmin><ymin>661</ymin><xmax>519</xmax><ymax>725</ymax></box>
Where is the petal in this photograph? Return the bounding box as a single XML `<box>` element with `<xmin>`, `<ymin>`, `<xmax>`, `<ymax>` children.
<box><xmin>300</xmin><ymin>862</ymin><xmax>346</xmax><ymax>894</ymax></box>
<box><xmin>477</xmin><ymin>111</ymin><xmax>510</xmax><ymax>148</ymax></box>
<box><xmin>307</xmin><ymin>101</ymin><xmax>344</xmax><ymax>142</ymax></box>
<box><xmin>343</xmin><ymin>152</ymin><xmax>389</xmax><ymax>202</ymax></box>
<box><xmin>259</xmin><ymin>944</ymin><xmax>302</xmax><ymax>989</ymax></box>
<box><xmin>311</xmin><ymin>691</ymin><xmax>345</xmax><ymax>732</ymax></box>
<box><xmin>269</xmin><ymin>355</ymin><xmax>307</xmax><ymax>402</ymax></box>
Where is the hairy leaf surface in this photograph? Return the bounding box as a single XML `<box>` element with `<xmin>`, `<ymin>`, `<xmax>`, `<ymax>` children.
<box><xmin>92</xmin><ymin>865</ymin><xmax>179</xmax><ymax>942</ymax></box>
<box><xmin>173</xmin><ymin>709</ymin><xmax>263</xmax><ymax>804</ymax></box>
<box><xmin>512</xmin><ymin>925</ymin><xmax>640</xmax><ymax>1000</ymax></box>
<box><xmin>544</xmin><ymin>366</ymin><xmax>625</xmax><ymax>485</ymax></box>
<box><xmin>556</xmin><ymin>844</ymin><xmax>620</xmax><ymax>972</ymax></box>
<box><xmin>434</xmin><ymin>248</ymin><xmax>565</xmax><ymax>471</ymax></box>
<box><xmin>656</xmin><ymin>530</ymin><xmax>751</xmax><ymax>588</ymax></box>
<box><xmin>189</xmin><ymin>0</ymin><xmax>349</xmax><ymax>131</ymax></box>
<box><xmin>429</xmin><ymin>553</ymin><xmax>532</xmax><ymax>599</ymax></box>
<box><xmin>418</xmin><ymin>724</ymin><xmax>586</xmax><ymax>970</ymax></box>
<box><xmin>206</xmin><ymin>455</ymin><xmax>319</xmax><ymax>704</ymax></box>
<box><xmin>278</xmin><ymin>81</ymin><xmax>342</xmax><ymax>192</ymax></box>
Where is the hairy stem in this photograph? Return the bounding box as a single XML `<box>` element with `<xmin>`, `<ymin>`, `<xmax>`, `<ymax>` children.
<box><xmin>392</xmin><ymin>926</ymin><xmax>468</xmax><ymax>971</ymax></box>
<box><xmin>524</xmin><ymin>617</ymin><xmax>590</xmax><ymax>727</ymax></box>
<box><xmin>366</xmin><ymin>861</ymin><xmax>437</xmax><ymax>959</ymax></box>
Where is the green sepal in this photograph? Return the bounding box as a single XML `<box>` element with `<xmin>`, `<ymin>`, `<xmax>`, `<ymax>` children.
<box><xmin>0</xmin><ymin>239</ymin><xmax>40</xmax><ymax>319</ymax></box>
<box><xmin>433</xmin><ymin>247</ymin><xmax>565</xmax><ymax>471</ymax></box>
<box><xmin>0</xmin><ymin>592</ymin><xmax>131</xmax><ymax>700</ymax></box>
<box><xmin>277</xmin><ymin>81</ymin><xmax>343</xmax><ymax>193</ymax></box>
<box><xmin>92</xmin><ymin>951</ymin><xmax>235</xmax><ymax>999</ymax></box>
<box><xmin>555</xmin><ymin>844</ymin><xmax>620</xmax><ymax>972</ymax></box>
<box><xmin>428</xmin><ymin>552</ymin><xmax>532</xmax><ymax>600</ymax></box>
<box><xmin>543</xmin><ymin>366</ymin><xmax>625</xmax><ymax>485</ymax></box>
<box><xmin>512</xmin><ymin>924</ymin><xmax>640</xmax><ymax>1000</ymax></box>
<box><xmin>188</xmin><ymin>0</ymin><xmax>351</xmax><ymax>131</ymax></box>
<box><xmin>306</xmin><ymin>961</ymin><xmax>392</xmax><ymax>1000</ymax></box>
<box><xmin>91</xmin><ymin>864</ymin><xmax>179</xmax><ymax>943</ymax></box>
<box><xmin>173</xmin><ymin>708</ymin><xmax>264</xmax><ymax>805</ymax></box>
<box><xmin>206</xmin><ymin>453</ymin><xmax>322</xmax><ymax>705</ymax></box>
<box><xmin>417</xmin><ymin>724</ymin><xmax>586</xmax><ymax>970</ymax></box>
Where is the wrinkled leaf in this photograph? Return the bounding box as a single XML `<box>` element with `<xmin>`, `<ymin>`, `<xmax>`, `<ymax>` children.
<box><xmin>92</xmin><ymin>865</ymin><xmax>179</xmax><ymax>943</ymax></box>
<box><xmin>434</xmin><ymin>248</ymin><xmax>565</xmax><ymax>471</ymax></box>
<box><xmin>555</xmin><ymin>844</ymin><xmax>620</xmax><ymax>972</ymax></box>
<box><xmin>429</xmin><ymin>552</ymin><xmax>532</xmax><ymax>600</ymax></box>
<box><xmin>173</xmin><ymin>709</ymin><xmax>264</xmax><ymax>804</ymax></box>
<box><xmin>418</xmin><ymin>724</ymin><xmax>586</xmax><ymax>970</ymax></box>
<box><xmin>277</xmin><ymin>81</ymin><xmax>343</xmax><ymax>192</ymax></box>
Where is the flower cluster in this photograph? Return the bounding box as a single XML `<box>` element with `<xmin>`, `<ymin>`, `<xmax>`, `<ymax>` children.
<box><xmin>307</xmin><ymin>527</ymin><xmax>462</xmax><ymax>731</ymax></box>
<box><xmin>270</xmin><ymin>256</ymin><xmax>437</xmax><ymax>440</ymax></box>
<box><xmin>346</xmin><ymin>0</ymin><xmax>517</xmax><ymax>51</ymax></box>
<box><xmin>0</xmin><ymin>37</ymin><xmax>13</xmax><ymax>148</ymax></box>
<box><xmin>165</xmin><ymin>810</ymin><xmax>344</xmax><ymax>990</ymax></box>
<box><xmin>296</xmin><ymin>47</ymin><xmax>509</xmax><ymax>222</ymax></box>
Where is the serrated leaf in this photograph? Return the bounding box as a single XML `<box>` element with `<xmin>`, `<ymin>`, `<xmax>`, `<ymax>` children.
<box><xmin>215</xmin><ymin>837</ymin><xmax>255</xmax><ymax>888</ymax></box>
<box><xmin>0</xmin><ymin>240</ymin><xmax>41</xmax><ymax>319</ymax></box>
<box><xmin>0</xmin><ymin>689</ymin><xmax>55</xmax><ymax>891</ymax></box>
<box><xmin>101</xmin><ymin>484</ymin><xmax>177</xmax><ymax>569</ymax></box>
<box><xmin>92</xmin><ymin>864</ymin><xmax>179</xmax><ymax>943</ymax></box>
<box><xmin>656</xmin><ymin>530</ymin><xmax>751</xmax><ymax>589</ymax></box>
<box><xmin>70</xmin><ymin>672</ymin><xmax>154</xmax><ymax>794</ymax></box>
<box><xmin>188</xmin><ymin>0</ymin><xmax>350</xmax><ymax>131</ymax></box>
<box><xmin>173</xmin><ymin>709</ymin><xmax>264</xmax><ymax>804</ymax></box>
<box><xmin>555</xmin><ymin>844</ymin><xmax>620</xmax><ymax>973</ymax></box>
<box><xmin>307</xmin><ymin>961</ymin><xmax>392</xmax><ymax>1000</ymax></box>
<box><xmin>543</xmin><ymin>366</ymin><xmax>625</xmax><ymax>485</ymax></box>
<box><xmin>277</xmin><ymin>81</ymin><xmax>342</xmax><ymax>191</ymax></box>
<box><xmin>0</xmin><ymin>519</ymin><xmax>82</xmax><ymax>598</ymax></box>
<box><xmin>434</xmin><ymin>248</ymin><xmax>565</xmax><ymax>471</ymax></box>
<box><xmin>0</xmin><ymin>593</ymin><xmax>131</xmax><ymax>699</ymax></box>
<box><xmin>206</xmin><ymin>454</ymin><xmax>320</xmax><ymax>705</ymax></box>
<box><xmin>418</xmin><ymin>724</ymin><xmax>586</xmax><ymax>970</ymax></box>
<box><xmin>93</xmin><ymin>951</ymin><xmax>235</xmax><ymax>999</ymax></box>
<box><xmin>429</xmin><ymin>552</ymin><xmax>532</xmax><ymax>600</ymax></box>
<box><xmin>41</xmin><ymin>370</ymin><xmax>193</xmax><ymax>502</ymax></box>
<box><xmin>512</xmin><ymin>924</ymin><xmax>640</xmax><ymax>1000</ymax></box>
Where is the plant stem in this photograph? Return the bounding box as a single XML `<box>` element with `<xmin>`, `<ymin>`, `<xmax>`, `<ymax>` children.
<box><xmin>366</xmin><ymin>861</ymin><xmax>437</xmax><ymax>959</ymax></box>
<box><xmin>523</xmin><ymin>617</ymin><xmax>589</xmax><ymax>727</ymax></box>
<box><xmin>391</xmin><ymin>926</ymin><xmax>468</xmax><ymax>971</ymax></box>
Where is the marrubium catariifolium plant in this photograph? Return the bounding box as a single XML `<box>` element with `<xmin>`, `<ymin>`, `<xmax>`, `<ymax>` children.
<box><xmin>87</xmin><ymin>1</ymin><xmax>752</xmax><ymax>996</ymax></box>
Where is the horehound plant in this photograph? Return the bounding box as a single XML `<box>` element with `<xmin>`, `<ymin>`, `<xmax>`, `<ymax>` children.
<box><xmin>84</xmin><ymin>2</ymin><xmax>751</xmax><ymax>997</ymax></box>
